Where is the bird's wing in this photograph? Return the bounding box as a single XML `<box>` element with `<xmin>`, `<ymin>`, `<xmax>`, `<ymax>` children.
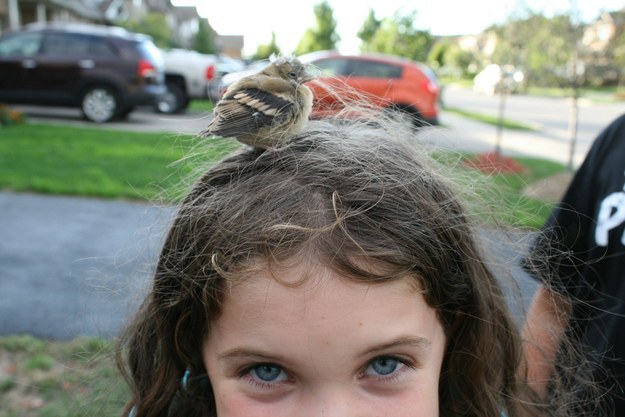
<box><xmin>204</xmin><ymin>88</ymin><xmax>296</xmax><ymax>138</ymax></box>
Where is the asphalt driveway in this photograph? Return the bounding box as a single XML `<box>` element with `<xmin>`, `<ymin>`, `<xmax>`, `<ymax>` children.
<box><xmin>0</xmin><ymin>192</ymin><xmax>174</xmax><ymax>339</ymax></box>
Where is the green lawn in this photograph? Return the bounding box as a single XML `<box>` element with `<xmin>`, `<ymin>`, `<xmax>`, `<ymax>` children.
<box><xmin>0</xmin><ymin>335</ymin><xmax>126</xmax><ymax>417</ymax></box>
<box><xmin>0</xmin><ymin>123</ymin><xmax>240</xmax><ymax>202</ymax></box>
<box><xmin>429</xmin><ymin>151</ymin><xmax>567</xmax><ymax>230</ymax></box>
<box><xmin>188</xmin><ymin>99</ymin><xmax>215</xmax><ymax>113</ymax></box>
<box><xmin>1</xmin><ymin>121</ymin><xmax>568</xmax><ymax>229</ymax></box>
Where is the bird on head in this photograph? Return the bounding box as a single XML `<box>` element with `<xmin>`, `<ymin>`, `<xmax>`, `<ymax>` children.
<box><xmin>201</xmin><ymin>56</ymin><xmax>315</xmax><ymax>149</ymax></box>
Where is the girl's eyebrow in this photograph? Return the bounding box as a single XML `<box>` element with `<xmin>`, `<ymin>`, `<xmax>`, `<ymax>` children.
<box><xmin>358</xmin><ymin>336</ymin><xmax>431</xmax><ymax>358</ymax></box>
<box><xmin>218</xmin><ymin>336</ymin><xmax>431</xmax><ymax>363</ymax></box>
<box><xmin>218</xmin><ymin>348</ymin><xmax>287</xmax><ymax>363</ymax></box>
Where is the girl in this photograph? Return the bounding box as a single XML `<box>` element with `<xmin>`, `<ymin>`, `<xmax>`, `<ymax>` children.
<box><xmin>117</xmin><ymin>118</ymin><xmax>568</xmax><ymax>417</ymax></box>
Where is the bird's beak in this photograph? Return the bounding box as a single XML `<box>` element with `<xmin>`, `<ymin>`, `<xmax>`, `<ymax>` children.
<box><xmin>298</xmin><ymin>71</ymin><xmax>314</xmax><ymax>84</ymax></box>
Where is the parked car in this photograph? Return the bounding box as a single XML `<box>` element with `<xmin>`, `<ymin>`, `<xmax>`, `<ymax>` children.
<box><xmin>0</xmin><ymin>22</ymin><xmax>165</xmax><ymax>122</ymax></box>
<box><xmin>473</xmin><ymin>64</ymin><xmax>525</xmax><ymax>95</ymax></box>
<box><xmin>210</xmin><ymin>52</ymin><xmax>440</xmax><ymax>127</ymax></box>
<box><xmin>302</xmin><ymin>51</ymin><xmax>440</xmax><ymax>126</ymax></box>
<box><xmin>215</xmin><ymin>54</ymin><xmax>246</xmax><ymax>78</ymax></box>
<box><xmin>156</xmin><ymin>48</ymin><xmax>217</xmax><ymax>114</ymax></box>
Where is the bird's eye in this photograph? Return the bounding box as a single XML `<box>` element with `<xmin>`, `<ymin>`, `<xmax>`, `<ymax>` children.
<box><xmin>288</xmin><ymin>71</ymin><xmax>297</xmax><ymax>78</ymax></box>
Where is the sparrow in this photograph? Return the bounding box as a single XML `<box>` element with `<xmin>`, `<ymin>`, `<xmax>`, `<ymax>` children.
<box><xmin>201</xmin><ymin>56</ymin><xmax>315</xmax><ymax>149</ymax></box>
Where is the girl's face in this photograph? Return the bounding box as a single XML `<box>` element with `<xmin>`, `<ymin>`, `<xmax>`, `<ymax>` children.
<box><xmin>203</xmin><ymin>263</ymin><xmax>446</xmax><ymax>417</ymax></box>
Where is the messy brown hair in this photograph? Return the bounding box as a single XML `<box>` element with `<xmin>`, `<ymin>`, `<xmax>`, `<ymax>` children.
<box><xmin>118</xmin><ymin>119</ymin><xmax>547</xmax><ymax>417</ymax></box>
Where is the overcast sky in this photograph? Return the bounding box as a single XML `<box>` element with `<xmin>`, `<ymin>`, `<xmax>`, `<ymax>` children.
<box><xmin>171</xmin><ymin>0</ymin><xmax>625</xmax><ymax>56</ymax></box>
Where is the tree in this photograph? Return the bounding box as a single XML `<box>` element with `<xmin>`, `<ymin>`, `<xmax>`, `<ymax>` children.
<box><xmin>603</xmin><ymin>12</ymin><xmax>625</xmax><ymax>86</ymax></box>
<box><xmin>360</xmin><ymin>11</ymin><xmax>432</xmax><ymax>62</ymax></box>
<box><xmin>427</xmin><ymin>39</ymin><xmax>450</xmax><ymax>69</ymax></box>
<box><xmin>492</xmin><ymin>12</ymin><xmax>579</xmax><ymax>87</ymax></box>
<box><xmin>357</xmin><ymin>9</ymin><xmax>381</xmax><ymax>45</ymax></box>
<box><xmin>428</xmin><ymin>40</ymin><xmax>477</xmax><ymax>78</ymax></box>
<box><xmin>254</xmin><ymin>32</ymin><xmax>282</xmax><ymax>60</ymax></box>
<box><xmin>295</xmin><ymin>1</ymin><xmax>340</xmax><ymax>55</ymax></box>
<box><xmin>194</xmin><ymin>19</ymin><xmax>216</xmax><ymax>54</ymax></box>
<box><xmin>118</xmin><ymin>13</ymin><xmax>174</xmax><ymax>48</ymax></box>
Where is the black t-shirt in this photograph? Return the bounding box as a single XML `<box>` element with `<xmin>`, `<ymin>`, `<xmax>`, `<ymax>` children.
<box><xmin>524</xmin><ymin>114</ymin><xmax>625</xmax><ymax>414</ymax></box>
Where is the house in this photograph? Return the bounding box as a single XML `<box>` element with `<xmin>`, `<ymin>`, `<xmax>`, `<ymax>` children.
<box><xmin>0</xmin><ymin>0</ymin><xmax>244</xmax><ymax>57</ymax></box>
<box><xmin>582</xmin><ymin>10</ymin><xmax>625</xmax><ymax>52</ymax></box>
<box><xmin>215</xmin><ymin>34</ymin><xmax>243</xmax><ymax>59</ymax></box>
<box><xmin>0</xmin><ymin>0</ymin><xmax>126</xmax><ymax>31</ymax></box>
<box><xmin>580</xmin><ymin>9</ymin><xmax>625</xmax><ymax>85</ymax></box>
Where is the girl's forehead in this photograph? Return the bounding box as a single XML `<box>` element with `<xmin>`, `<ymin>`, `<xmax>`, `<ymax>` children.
<box><xmin>206</xmin><ymin>261</ymin><xmax>443</xmax><ymax>363</ymax></box>
<box><xmin>223</xmin><ymin>259</ymin><xmax>425</xmax><ymax>316</ymax></box>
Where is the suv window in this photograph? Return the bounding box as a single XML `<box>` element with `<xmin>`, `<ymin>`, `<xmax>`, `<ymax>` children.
<box><xmin>41</xmin><ymin>33</ymin><xmax>117</xmax><ymax>57</ymax></box>
<box><xmin>312</xmin><ymin>58</ymin><xmax>349</xmax><ymax>77</ymax></box>
<box><xmin>0</xmin><ymin>32</ymin><xmax>43</xmax><ymax>57</ymax></box>
<box><xmin>137</xmin><ymin>40</ymin><xmax>163</xmax><ymax>63</ymax></box>
<box><xmin>349</xmin><ymin>60</ymin><xmax>402</xmax><ymax>79</ymax></box>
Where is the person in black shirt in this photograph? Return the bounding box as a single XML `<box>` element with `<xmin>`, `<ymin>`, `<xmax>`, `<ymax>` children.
<box><xmin>523</xmin><ymin>113</ymin><xmax>625</xmax><ymax>415</ymax></box>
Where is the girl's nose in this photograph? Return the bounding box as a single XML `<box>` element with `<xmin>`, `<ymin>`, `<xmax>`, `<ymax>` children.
<box><xmin>303</xmin><ymin>385</ymin><xmax>371</xmax><ymax>417</ymax></box>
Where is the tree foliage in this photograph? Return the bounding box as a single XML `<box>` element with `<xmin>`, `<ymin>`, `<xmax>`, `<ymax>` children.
<box><xmin>253</xmin><ymin>32</ymin><xmax>282</xmax><ymax>60</ymax></box>
<box><xmin>357</xmin><ymin>9</ymin><xmax>381</xmax><ymax>45</ymax></box>
<box><xmin>428</xmin><ymin>40</ymin><xmax>478</xmax><ymax>78</ymax></box>
<box><xmin>601</xmin><ymin>12</ymin><xmax>625</xmax><ymax>86</ymax></box>
<box><xmin>492</xmin><ymin>12</ymin><xmax>580</xmax><ymax>87</ymax></box>
<box><xmin>295</xmin><ymin>1</ymin><xmax>340</xmax><ymax>55</ymax></box>
<box><xmin>359</xmin><ymin>11</ymin><xmax>432</xmax><ymax>62</ymax></box>
<box><xmin>194</xmin><ymin>19</ymin><xmax>215</xmax><ymax>54</ymax></box>
<box><xmin>118</xmin><ymin>13</ymin><xmax>174</xmax><ymax>48</ymax></box>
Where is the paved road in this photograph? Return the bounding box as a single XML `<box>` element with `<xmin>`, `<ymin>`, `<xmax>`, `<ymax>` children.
<box><xmin>441</xmin><ymin>86</ymin><xmax>625</xmax><ymax>167</ymax></box>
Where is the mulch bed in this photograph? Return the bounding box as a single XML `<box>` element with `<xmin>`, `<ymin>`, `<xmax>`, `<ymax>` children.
<box><xmin>464</xmin><ymin>151</ymin><xmax>528</xmax><ymax>174</ymax></box>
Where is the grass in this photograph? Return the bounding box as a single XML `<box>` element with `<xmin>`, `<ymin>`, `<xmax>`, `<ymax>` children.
<box><xmin>0</xmin><ymin>335</ymin><xmax>127</xmax><ymax>417</ymax></box>
<box><xmin>0</xmin><ymin>123</ymin><xmax>240</xmax><ymax>202</ymax></box>
<box><xmin>430</xmin><ymin>151</ymin><xmax>567</xmax><ymax>229</ymax></box>
<box><xmin>1</xmin><ymin>120</ymin><xmax>568</xmax><ymax>229</ymax></box>
<box><xmin>188</xmin><ymin>99</ymin><xmax>215</xmax><ymax>113</ymax></box>
<box><xmin>474</xmin><ymin>156</ymin><xmax>566</xmax><ymax>229</ymax></box>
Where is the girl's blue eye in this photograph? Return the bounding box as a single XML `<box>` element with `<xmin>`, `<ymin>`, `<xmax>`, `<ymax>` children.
<box><xmin>365</xmin><ymin>356</ymin><xmax>403</xmax><ymax>376</ymax></box>
<box><xmin>250</xmin><ymin>364</ymin><xmax>286</xmax><ymax>382</ymax></box>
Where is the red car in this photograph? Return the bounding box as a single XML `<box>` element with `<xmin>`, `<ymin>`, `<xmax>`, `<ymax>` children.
<box><xmin>300</xmin><ymin>51</ymin><xmax>440</xmax><ymax>127</ymax></box>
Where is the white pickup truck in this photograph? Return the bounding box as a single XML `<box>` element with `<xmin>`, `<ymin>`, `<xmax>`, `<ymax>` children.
<box><xmin>155</xmin><ymin>48</ymin><xmax>218</xmax><ymax>114</ymax></box>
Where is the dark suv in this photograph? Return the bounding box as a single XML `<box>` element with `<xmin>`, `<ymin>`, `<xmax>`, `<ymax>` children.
<box><xmin>0</xmin><ymin>23</ymin><xmax>165</xmax><ymax>122</ymax></box>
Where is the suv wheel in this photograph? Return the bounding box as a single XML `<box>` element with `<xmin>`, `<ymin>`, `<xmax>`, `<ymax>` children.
<box><xmin>81</xmin><ymin>86</ymin><xmax>120</xmax><ymax>123</ymax></box>
<box><xmin>155</xmin><ymin>82</ymin><xmax>187</xmax><ymax>114</ymax></box>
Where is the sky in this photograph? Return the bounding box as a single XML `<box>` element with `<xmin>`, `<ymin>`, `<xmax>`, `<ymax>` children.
<box><xmin>171</xmin><ymin>0</ymin><xmax>625</xmax><ymax>56</ymax></box>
